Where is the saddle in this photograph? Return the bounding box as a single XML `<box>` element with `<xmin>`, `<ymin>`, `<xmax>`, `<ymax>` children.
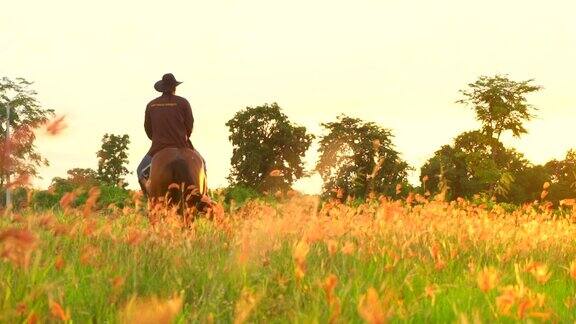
<box><xmin>139</xmin><ymin>162</ymin><xmax>152</xmax><ymax>196</ymax></box>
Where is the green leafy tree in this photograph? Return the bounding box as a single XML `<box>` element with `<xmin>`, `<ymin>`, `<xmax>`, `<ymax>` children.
<box><xmin>0</xmin><ymin>77</ymin><xmax>55</xmax><ymax>186</ymax></box>
<box><xmin>420</xmin><ymin>145</ymin><xmax>467</xmax><ymax>199</ymax></box>
<box><xmin>97</xmin><ymin>134</ymin><xmax>130</xmax><ymax>188</ymax></box>
<box><xmin>496</xmin><ymin>148</ymin><xmax>533</xmax><ymax>201</ymax></box>
<box><xmin>51</xmin><ymin>168</ymin><xmax>99</xmax><ymax>195</ymax></box>
<box><xmin>453</xmin><ymin>131</ymin><xmax>503</xmax><ymax>195</ymax></box>
<box><xmin>421</xmin><ymin>131</ymin><xmax>529</xmax><ymax>201</ymax></box>
<box><xmin>507</xmin><ymin>165</ymin><xmax>550</xmax><ymax>204</ymax></box>
<box><xmin>458</xmin><ymin>75</ymin><xmax>542</xmax><ymax>140</ymax></box>
<box><xmin>545</xmin><ymin>149</ymin><xmax>576</xmax><ymax>203</ymax></box>
<box><xmin>316</xmin><ymin>115</ymin><xmax>410</xmax><ymax>199</ymax></box>
<box><xmin>66</xmin><ymin>168</ymin><xmax>99</xmax><ymax>188</ymax></box>
<box><xmin>226</xmin><ymin>103</ymin><xmax>314</xmax><ymax>193</ymax></box>
<box><xmin>421</xmin><ymin>75</ymin><xmax>542</xmax><ymax>202</ymax></box>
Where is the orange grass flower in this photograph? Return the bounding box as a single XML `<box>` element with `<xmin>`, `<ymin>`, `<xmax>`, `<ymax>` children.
<box><xmin>59</xmin><ymin>192</ymin><xmax>76</xmax><ymax>210</ymax></box>
<box><xmin>526</xmin><ymin>261</ymin><xmax>552</xmax><ymax>284</ymax></box>
<box><xmin>49</xmin><ymin>300</ymin><xmax>70</xmax><ymax>321</ymax></box>
<box><xmin>125</xmin><ymin>228</ymin><xmax>145</xmax><ymax>246</ymax></box>
<box><xmin>323</xmin><ymin>274</ymin><xmax>341</xmax><ymax>324</ymax></box>
<box><xmin>568</xmin><ymin>260</ymin><xmax>576</xmax><ymax>280</ymax></box>
<box><xmin>27</xmin><ymin>312</ymin><xmax>39</xmax><ymax>324</ymax></box>
<box><xmin>45</xmin><ymin>116</ymin><xmax>67</xmax><ymax>135</ymax></box>
<box><xmin>54</xmin><ymin>255</ymin><xmax>65</xmax><ymax>271</ymax></box>
<box><xmin>326</xmin><ymin>239</ymin><xmax>338</xmax><ymax>256</ymax></box>
<box><xmin>234</xmin><ymin>288</ymin><xmax>261</xmax><ymax>324</ymax></box>
<box><xmin>80</xmin><ymin>245</ymin><xmax>100</xmax><ymax>266</ymax></box>
<box><xmin>293</xmin><ymin>240</ymin><xmax>309</xmax><ymax>280</ymax></box>
<box><xmin>341</xmin><ymin>241</ymin><xmax>355</xmax><ymax>255</ymax></box>
<box><xmin>323</xmin><ymin>274</ymin><xmax>338</xmax><ymax>300</ymax></box>
<box><xmin>405</xmin><ymin>192</ymin><xmax>414</xmax><ymax>205</ymax></box>
<box><xmin>477</xmin><ymin>267</ymin><xmax>499</xmax><ymax>292</ymax></box>
<box><xmin>496</xmin><ymin>286</ymin><xmax>517</xmax><ymax>316</ymax></box>
<box><xmin>357</xmin><ymin>287</ymin><xmax>393</xmax><ymax>324</ymax></box>
<box><xmin>0</xmin><ymin>228</ymin><xmax>38</xmax><ymax>268</ymax></box>
<box><xmin>83</xmin><ymin>187</ymin><xmax>101</xmax><ymax>217</ymax></box>
<box><xmin>111</xmin><ymin>276</ymin><xmax>125</xmax><ymax>290</ymax></box>
<box><xmin>424</xmin><ymin>284</ymin><xmax>439</xmax><ymax>306</ymax></box>
<box><xmin>119</xmin><ymin>293</ymin><xmax>183</xmax><ymax>324</ymax></box>
<box><xmin>429</xmin><ymin>242</ymin><xmax>441</xmax><ymax>261</ymax></box>
<box><xmin>532</xmin><ymin>266</ymin><xmax>552</xmax><ymax>284</ymax></box>
<box><xmin>495</xmin><ymin>284</ymin><xmax>548</xmax><ymax>319</ymax></box>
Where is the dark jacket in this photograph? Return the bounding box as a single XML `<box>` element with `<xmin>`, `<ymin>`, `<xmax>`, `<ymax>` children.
<box><xmin>145</xmin><ymin>94</ymin><xmax>194</xmax><ymax>156</ymax></box>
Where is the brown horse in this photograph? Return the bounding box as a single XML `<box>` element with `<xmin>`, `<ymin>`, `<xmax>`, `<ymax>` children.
<box><xmin>147</xmin><ymin>147</ymin><xmax>209</xmax><ymax>213</ymax></box>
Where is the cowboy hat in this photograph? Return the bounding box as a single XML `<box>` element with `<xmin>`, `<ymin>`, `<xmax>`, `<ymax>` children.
<box><xmin>154</xmin><ymin>73</ymin><xmax>182</xmax><ymax>92</ymax></box>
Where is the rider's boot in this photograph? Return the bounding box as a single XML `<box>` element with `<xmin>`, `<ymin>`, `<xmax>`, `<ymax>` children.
<box><xmin>139</xmin><ymin>178</ymin><xmax>148</xmax><ymax>197</ymax></box>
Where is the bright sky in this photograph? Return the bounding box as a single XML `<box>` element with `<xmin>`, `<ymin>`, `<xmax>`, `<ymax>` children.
<box><xmin>1</xmin><ymin>0</ymin><xmax>575</xmax><ymax>193</ymax></box>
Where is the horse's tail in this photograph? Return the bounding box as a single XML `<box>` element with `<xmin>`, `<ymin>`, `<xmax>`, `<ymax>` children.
<box><xmin>168</xmin><ymin>158</ymin><xmax>193</xmax><ymax>213</ymax></box>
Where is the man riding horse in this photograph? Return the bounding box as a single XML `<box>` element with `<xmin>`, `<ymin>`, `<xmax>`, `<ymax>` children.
<box><xmin>137</xmin><ymin>73</ymin><xmax>208</xmax><ymax>208</ymax></box>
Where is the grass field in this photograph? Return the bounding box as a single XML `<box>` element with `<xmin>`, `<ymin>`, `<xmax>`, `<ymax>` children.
<box><xmin>1</xmin><ymin>192</ymin><xmax>576</xmax><ymax>323</ymax></box>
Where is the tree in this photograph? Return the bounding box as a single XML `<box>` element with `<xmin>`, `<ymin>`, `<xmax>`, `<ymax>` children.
<box><xmin>458</xmin><ymin>75</ymin><xmax>542</xmax><ymax>140</ymax></box>
<box><xmin>226</xmin><ymin>103</ymin><xmax>314</xmax><ymax>193</ymax></box>
<box><xmin>316</xmin><ymin>115</ymin><xmax>410</xmax><ymax>199</ymax></box>
<box><xmin>545</xmin><ymin>149</ymin><xmax>576</xmax><ymax>203</ymax></box>
<box><xmin>421</xmin><ymin>75</ymin><xmax>542</xmax><ymax>203</ymax></box>
<box><xmin>0</xmin><ymin>77</ymin><xmax>55</xmax><ymax>186</ymax></box>
<box><xmin>97</xmin><ymin>134</ymin><xmax>130</xmax><ymax>187</ymax></box>
<box><xmin>50</xmin><ymin>168</ymin><xmax>99</xmax><ymax>196</ymax></box>
<box><xmin>66</xmin><ymin>168</ymin><xmax>99</xmax><ymax>187</ymax></box>
<box><xmin>453</xmin><ymin>131</ymin><xmax>503</xmax><ymax>195</ymax></box>
<box><xmin>507</xmin><ymin>165</ymin><xmax>550</xmax><ymax>204</ymax></box>
<box><xmin>421</xmin><ymin>131</ymin><xmax>530</xmax><ymax>201</ymax></box>
<box><xmin>420</xmin><ymin>145</ymin><xmax>468</xmax><ymax>200</ymax></box>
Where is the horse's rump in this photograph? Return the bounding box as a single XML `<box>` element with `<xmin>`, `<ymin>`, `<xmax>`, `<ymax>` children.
<box><xmin>148</xmin><ymin>147</ymin><xmax>207</xmax><ymax>209</ymax></box>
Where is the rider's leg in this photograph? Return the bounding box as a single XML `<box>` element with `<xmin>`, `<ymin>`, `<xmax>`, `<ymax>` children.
<box><xmin>136</xmin><ymin>154</ymin><xmax>152</xmax><ymax>195</ymax></box>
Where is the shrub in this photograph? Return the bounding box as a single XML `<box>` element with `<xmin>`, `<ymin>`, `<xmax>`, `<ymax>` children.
<box><xmin>50</xmin><ymin>177</ymin><xmax>76</xmax><ymax>197</ymax></box>
<box><xmin>31</xmin><ymin>190</ymin><xmax>60</xmax><ymax>210</ymax></box>
<box><xmin>98</xmin><ymin>184</ymin><xmax>131</xmax><ymax>208</ymax></box>
<box><xmin>224</xmin><ymin>185</ymin><xmax>260</xmax><ymax>206</ymax></box>
<box><xmin>0</xmin><ymin>188</ymin><xmax>29</xmax><ymax>208</ymax></box>
<box><xmin>28</xmin><ymin>184</ymin><xmax>132</xmax><ymax>211</ymax></box>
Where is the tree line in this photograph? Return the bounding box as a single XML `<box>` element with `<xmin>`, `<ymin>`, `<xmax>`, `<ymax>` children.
<box><xmin>226</xmin><ymin>75</ymin><xmax>575</xmax><ymax>205</ymax></box>
<box><xmin>0</xmin><ymin>77</ymin><xmax>132</xmax><ymax>208</ymax></box>
<box><xmin>0</xmin><ymin>75</ymin><xmax>574</xmax><ymax>208</ymax></box>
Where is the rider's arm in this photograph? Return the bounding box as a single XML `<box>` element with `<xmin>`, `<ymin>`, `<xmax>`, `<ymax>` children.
<box><xmin>144</xmin><ymin>105</ymin><xmax>153</xmax><ymax>139</ymax></box>
<box><xmin>182</xmin><ymin>99</ymin><xmax>194</xmax><ymax>137</ymax></box>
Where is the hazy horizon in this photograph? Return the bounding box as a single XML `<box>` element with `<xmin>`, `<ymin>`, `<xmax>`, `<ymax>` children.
<box><xmin>2</xmin><ymin>0</ymin><xmax>575</xmax><ymax>193</ymax></box>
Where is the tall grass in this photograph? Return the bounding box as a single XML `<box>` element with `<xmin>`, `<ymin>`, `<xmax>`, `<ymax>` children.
<box><xmin>1</xmin><ymin>193</ymin><xmax>576</xmax><ymax>322</ymax></box>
